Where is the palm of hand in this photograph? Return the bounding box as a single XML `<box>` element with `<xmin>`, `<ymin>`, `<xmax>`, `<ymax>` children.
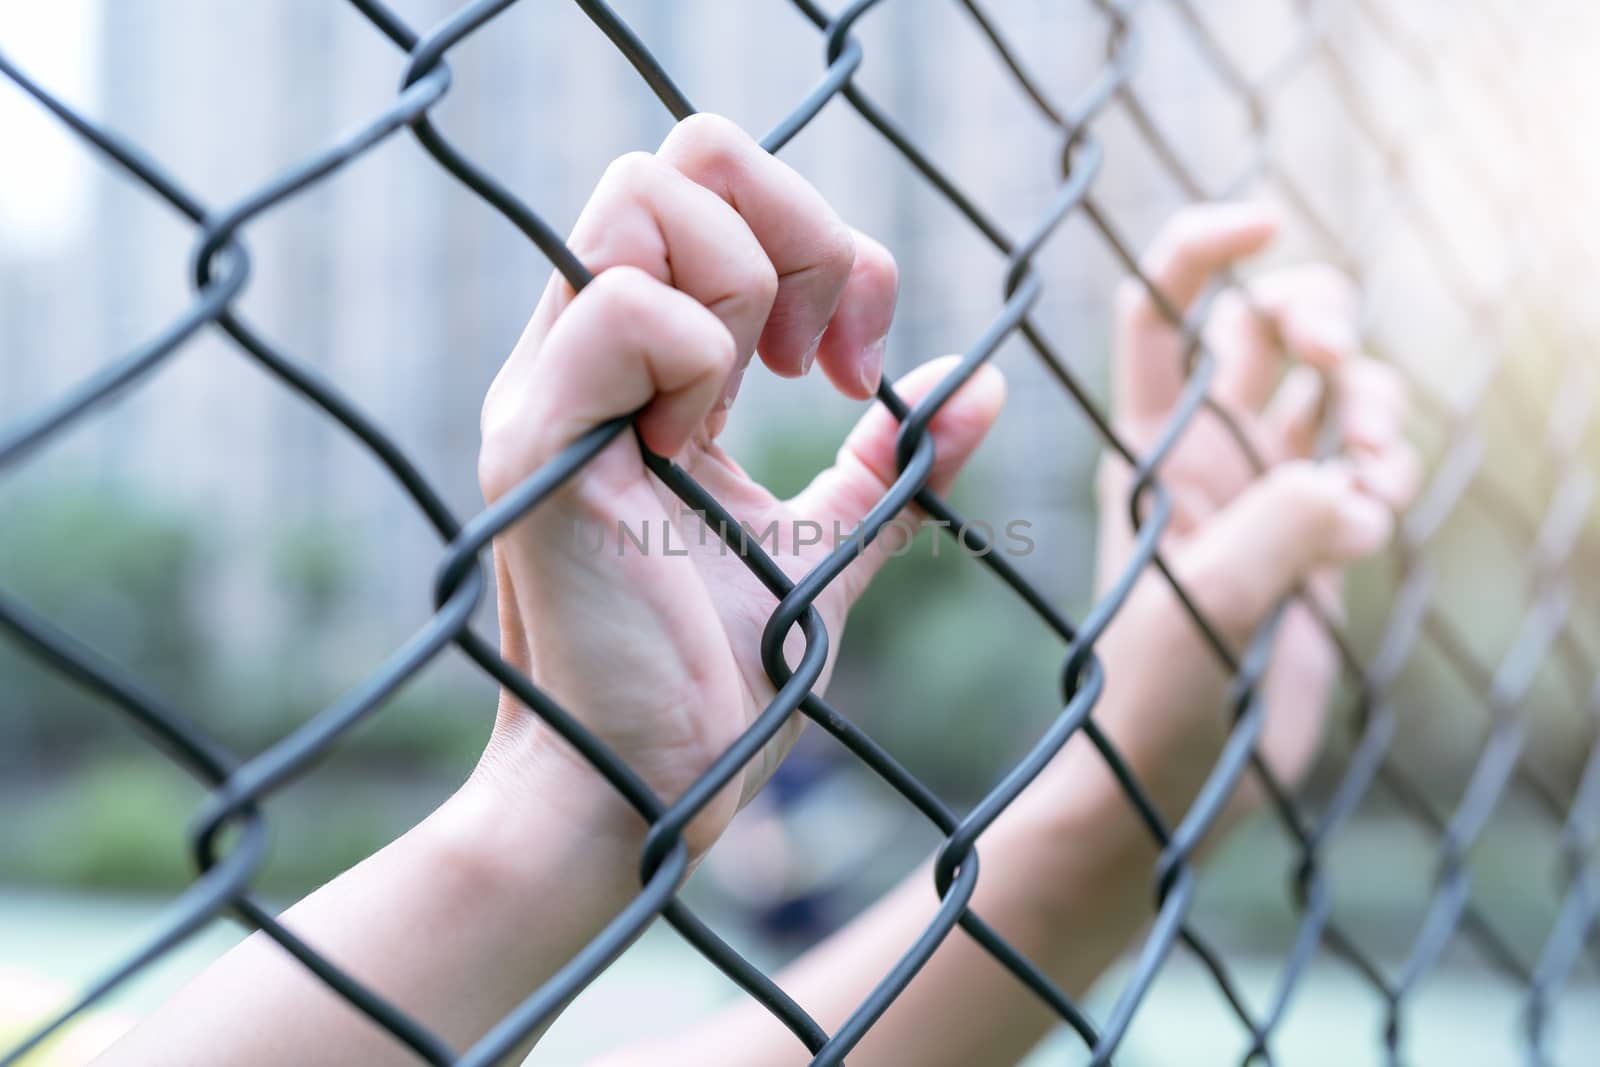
<box><xmin>476</xmin><ymin>115</ymin><xmax>1003</xmax><ymax>854</ymax></box>
<box><xmin>1091</xmin><ymin>205</ymin><xmax>1417</xmax><ymax>817</ymax></box>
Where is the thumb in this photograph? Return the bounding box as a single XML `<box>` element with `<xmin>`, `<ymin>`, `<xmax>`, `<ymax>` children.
<box><xmin>788</xmin><ymin>355</ymin><xmax>1006</xmax><ymax>615</ymax></box>
<box><xmin>1173</xmin><ymin>459</ymin><xmax>1393</xmax><ymax>644</ymax></box>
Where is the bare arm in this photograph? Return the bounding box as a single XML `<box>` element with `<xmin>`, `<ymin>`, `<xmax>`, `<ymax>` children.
<box><xmin>95</xmin><ymin>130</ymin><xmax>1415</xmax><ymax>1067</ymax></box>
<box><xmin>93</xmin><ymin>113</ymin><xmax>992</xmax><ymax>1066</ymax></box>
<box><xmin>95</xmin><ymin>763</ymin><xmax>641</xmax><ymax>1064</ymax></box>
<box><xmin>593</xmin><ymin>204</ymin><xmax>1418</xmax><ymax>1067</ymax></box>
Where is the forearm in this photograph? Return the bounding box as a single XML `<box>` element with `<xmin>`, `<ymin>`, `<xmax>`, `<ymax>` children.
<box><xmin>97</xmin><ymin>759</ymin><xmax>641</xmax><ymax>1066</ymax></box>
<box><xmin>595</xmin><ymin>753</ymin><xmax>1157</xmax><ymax>1067</ymax></box>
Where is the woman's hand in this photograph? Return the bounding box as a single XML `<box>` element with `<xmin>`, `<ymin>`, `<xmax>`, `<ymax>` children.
<box><xmin>97</xmin><ymin>115</ymin><xmax>1007</xmax><ymax>1067</ymax></box>
<box><xmin>475</xmin><ymin>113</ymin><xmax>1005</xmax><ymax>856</ymax></box>
<box><xmin>1044</xmin><ymin>202</ymin><xmax>1420</xmax><ymax>850</ymax></box>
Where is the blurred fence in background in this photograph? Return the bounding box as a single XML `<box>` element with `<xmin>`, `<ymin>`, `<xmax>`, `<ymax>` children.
<box><xmin>1</xmin><ymin>1</ymin><xmax>1598</xmax><ymax>1064</ymax></box>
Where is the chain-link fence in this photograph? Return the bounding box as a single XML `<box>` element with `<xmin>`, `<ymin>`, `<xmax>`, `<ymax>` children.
<box><xmin>2</xmin><ymin>0</ymin><xmax>1597</xmax><ymax>1064</ymax></box>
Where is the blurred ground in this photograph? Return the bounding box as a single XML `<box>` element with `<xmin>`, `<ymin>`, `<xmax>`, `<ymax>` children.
<box><xmin>4</xmin><ymin>802</ymin><xmax>1595</xmax><ymax>1066</ymax></box>
<box><xmin>4</xmin><ymin>888</ymin><xmax>1595</xmax><ymax>1067</ymax></box>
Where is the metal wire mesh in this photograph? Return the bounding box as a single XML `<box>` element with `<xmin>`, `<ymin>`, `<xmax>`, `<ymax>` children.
<box><xmin>2</xmin><ymin>1</ymin><xmax>1597</xmax><ymax>1064</ymax></box>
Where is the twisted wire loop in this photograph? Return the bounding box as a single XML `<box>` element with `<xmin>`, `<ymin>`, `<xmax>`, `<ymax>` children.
<box><xmin>1</xmin><ymin>1</ymin><xmax>1595</xmax><ymax>1065</ymax></box>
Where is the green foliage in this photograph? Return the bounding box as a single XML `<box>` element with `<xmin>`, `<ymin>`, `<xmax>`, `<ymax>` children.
<box><xmin>8</xmin><ymin>755</ymin><xmax>201</xmax><ymax>891</ymax></box>
<box><xmin>0</xmin><ymin>488</ymin><xmax>208</xmax><ymax>759</ymax></box>
<box><xmin>0</xmin><ymin>488</ymin><xmax>488</xmax><ymax>891</ymax></box>
<box><xmin>839</xmin><ymin>525</ymin><xmax>1064</xmax><ymax>798</ymax></box>
<box><xmin>269</xmin><ymin>520</ymin><xmax>353</xmax><ymax>627</ymax></box>
<box><xmin>215</xmin><ymin>675</ymin><xmax>491</xmax><ymax>772</ymax></box>
<box><xmin>739</xmin><ymin>415</ymin><xmax>851</xmax><ymax>501</ymax></box>
<box><xmin>0</xmin><ymin>751</ymin><xmax>463</xmax><ymax>895</ymax></box>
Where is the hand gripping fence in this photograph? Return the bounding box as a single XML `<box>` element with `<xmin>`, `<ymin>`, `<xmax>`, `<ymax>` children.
<box><xmin>1</xmin><ymin>1</ymin><xmax>1597</xmax><ymax>1064</ymax></box>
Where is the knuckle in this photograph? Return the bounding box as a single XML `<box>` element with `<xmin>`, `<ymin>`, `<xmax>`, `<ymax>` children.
<box><xmin>742</xmin><ymin>253</ymin><xmax>781</xmax><ymax>310</ymax></box>
<box><xmin>1341</xmin><ymin>357</ymin><xmax>1407</xmax><ymax>414</ymax></box>
<box><xmin>667</xmin><ymin>112</ymin><xmax>752</xmax><ymax>163</ymax></box>
<box><xmin>1269</xmin><ymin>461</ymin><xmax>1341</xmax><ymax>518</ymax></box>
<box><xmin>585</xmin><ymin>263</ymin><xmax>659</xmax><ymax>315</ymax></box>
<box><xmin>600</xmin><ymin>150</ymin><xmax>665</xmax><ymax>195</ymax></box>
<box><xmin>855</xmin><ymin>230</ymin><xmax>897</xmax><ymax>283</ymax></box>
<box><xmin>816</xmin><ymin>221</ymin><xmax>857</xmax><ymax>282</ymax></box>
<box><xmin>592</xmin><ymin>267</ymin><xmax>718</xmax><ymax>363</ymax></box>
<box><xmin>588</xmin><ymin>264</ymin><xmax>735</xmax><ymax>378</ymax></box>
<box><xmin>668</xmin><ymin>113</ymin><xmax>755</xmax><ymax>180</ymax></box>
<box><xmin>590</xmin><ymin>260</ymin><xmax>652</xmax><ymax>290</ymax></box>
<box><xmin>712</xmin><ymin>254</ymin><xmax>778</xmax><ymax>331</ymax></box>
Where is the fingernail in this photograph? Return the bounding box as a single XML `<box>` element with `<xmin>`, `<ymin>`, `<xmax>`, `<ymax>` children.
<box><xmin>800</xmin><ymin>329</ymin><xmax>825</xmax><ymax>375</ymax></box>
<box><xmin>720</xmin><ymin>367</ymin><xmax>746</xmax><ymax>411</ymax></box>
<box><xmin>858</xmin><ymin>335</ymin><xmax>887</xmax><ymax>395</ymax></box>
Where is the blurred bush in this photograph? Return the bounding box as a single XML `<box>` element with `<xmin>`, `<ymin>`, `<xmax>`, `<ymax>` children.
<box><xmin>0</xmin><ymin>487</ymin><xmax>207</xmax><ymax>760</ymax></box>
<box><xmin>12</xmin><ymin>755</ymin><xmax>198</xmax><ymax>890</ymax></box>
<box><xmin>0</xmin><ymin>486</ymin><xmax>488</xmax><ymax>894</ymax></box>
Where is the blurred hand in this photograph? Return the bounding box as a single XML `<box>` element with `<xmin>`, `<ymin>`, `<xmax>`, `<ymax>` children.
<box><xmin>1082</xmin><ymin>202</ymin><xmax>1420</xmax><ymax>830</ymax></box>
<box><xmin>475</xmin><ymin>114</ymin><xmax>1004</xmax><ymax>855</ymax></box>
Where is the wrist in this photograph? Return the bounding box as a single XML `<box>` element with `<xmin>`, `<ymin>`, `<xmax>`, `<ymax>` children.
<box><xmin>431</xmin><ymin>729</ymin><xmax>649</xmax><ymax>913</ymax></box>
<box><xmin>991</xmin><ymin>737</ymin><xmax>1164</xmax><ymax>929</ymax></box>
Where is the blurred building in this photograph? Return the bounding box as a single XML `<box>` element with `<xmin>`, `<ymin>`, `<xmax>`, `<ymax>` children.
<box><xmin>0</xmin><ymin>1</ymin><xmax>1349</xmax><ymax>647</ymax></box>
